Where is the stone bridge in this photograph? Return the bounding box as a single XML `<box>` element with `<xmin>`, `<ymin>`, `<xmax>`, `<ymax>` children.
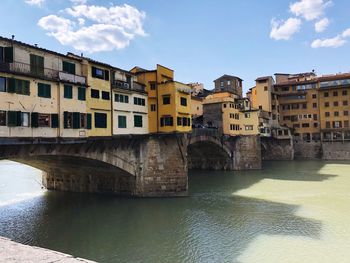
<box><xmin>0</xmin><ymin>131</ymin><xmax>262</xmax><ymax>197</ymax></box>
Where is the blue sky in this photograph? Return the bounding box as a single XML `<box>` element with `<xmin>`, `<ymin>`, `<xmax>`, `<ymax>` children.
<box><xmin>1</xmin><ymin>0</ymin><xmax>350</xmax><ymax>92</ymax></box>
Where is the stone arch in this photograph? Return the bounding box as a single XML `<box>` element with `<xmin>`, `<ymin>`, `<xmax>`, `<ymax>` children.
<box><xmin>187</xmin><ymin>135</ymin><xmax>234</xmax><ymax>170</ymax></box>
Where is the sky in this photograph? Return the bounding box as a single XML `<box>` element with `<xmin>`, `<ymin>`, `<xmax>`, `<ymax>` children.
<box><xmin>1</xmin><ymin>0</ymin><xmax>350</xmax><ymax>93</ymax></box>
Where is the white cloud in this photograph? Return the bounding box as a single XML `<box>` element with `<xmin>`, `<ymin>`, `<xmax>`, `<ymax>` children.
<box><xmin>270</xmin><ymin>18</ymin><xmax>302</xmax><ymax>40</ymax></box>
<box><xmin>311</xmin><ymin>36</ymin><xmax>346</xmax><ymax>48</ymax></box>
<box><xmin>38</xmin><ymin>3</ymin><xmax>146</xmax><ymax>53</ymax></box>
<box><xmin>290</xmin><ymin>0</ymin><xmax>332</xmax><ymax>21</ymax></box>
<box><xmin>311</xmin><ymin>27</ymin><xmax>350</xmax><ymax>48</ymax></box>
<box><xmin>25</xmin><ymin>0</ymin><xmax>44</xmax><ymax>7</ymax></box>
<box><xmin>315</xmin><ymin>17</ymin><xmax>330</xmax><ymax>32</ymax></box>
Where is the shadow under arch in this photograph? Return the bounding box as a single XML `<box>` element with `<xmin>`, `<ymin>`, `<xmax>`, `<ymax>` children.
<box><xmin>7</xmin><ymin>155</ymin><xmax>136</xmax><ymax>196</ymax></box>
<box><xmin>187</xmin><ymin>136</ymin><xmax>233</xmax><ymax>170</ymax></box>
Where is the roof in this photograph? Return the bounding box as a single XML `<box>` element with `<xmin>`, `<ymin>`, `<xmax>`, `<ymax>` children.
<box><xmin>318</xmin><ymin>73</ymin><xmax>350</xmax><ymax>82</ymax></box>
<box><xmin>274</xmin><ymin>79</ymin><xmax>318</xmax><ymax>87</ymax></box>
<box><xmin>255</xmin><ymin>76</ymin><xmax>272</xmax><ymax>81</ymax></box>
<box><xmin>0</xmin><ymin>36</ymin><xmax>82</xmax><ymax>62</ymax></box>
<box><xmin>68</xmin><ymin>52</ymin><xmax>114</xmax><ymax>69</ymax></box>
<box><xmin>214</xmin><ymin>74</ymin><xmax>243</xmax><ymax>82</ymax></box>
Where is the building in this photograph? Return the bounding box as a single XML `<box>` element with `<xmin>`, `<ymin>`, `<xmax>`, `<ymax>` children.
<box><xmin>213</xmin><ymin>75</ymin><xmax>243</xmax><ymax>97</ymax></box>
<box><xmin>188</xmin><ymin>82</ymin><xmax>204</xmax><ymax>96</ymax></box>
<box><xmin>111</xmin><ymin>68</ymin><xmax>148</xmax><ymax>135</ymax></box>
<box><xmin>0</xmin><ymin>36</ymin><xmax>89</xmax><ymax>139</ymax></box>
<box><xmin>131</xmin><ymin>64</ymin><xmax>192</xmax><ymax>133</ymax></box>
<box><xmin>202</xmin><ymin>92</ymin><xmax>260</xmax><ymax>136</ymax></box>
<box><xmin>317</xmin><ymin>73</ymin><xmax>350</xmax><ymax>141</ymax></box>
<box><xmin>190</xmin><ymin>96</ymin><xmax>203</xmax><ymax>118</ymax></box>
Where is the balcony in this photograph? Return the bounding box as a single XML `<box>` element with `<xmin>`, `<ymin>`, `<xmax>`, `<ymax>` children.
<box><xmin>112</xmin><ymin>79</ymin><xmax>146</xmax><ymax>93</ymax></box>
<box><xmin>58</xmin><ymin>71</ymin><xmax>86</xmax><ymax>85</ymax></box>
<box><xmin>0</xmin><ymin>61</ymin><xmax>59</xmax><ymax>80</ymax></box>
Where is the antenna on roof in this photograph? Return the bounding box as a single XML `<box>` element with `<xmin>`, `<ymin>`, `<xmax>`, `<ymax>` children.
<box><xmin>34</xmin><ymin>44</ymin><xmax>38</xmax><ymax>47</ymax></box>
<box><xmin>11</xmin><ymin>35</ymin><xmax>15</xmax><ymax>40</ymax></box>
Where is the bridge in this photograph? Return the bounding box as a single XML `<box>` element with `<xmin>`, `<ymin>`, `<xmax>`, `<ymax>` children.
<box><xmin>0</xmin><ymin>131</ymin><xmax>263</xmax><ymax>197</ymax></box>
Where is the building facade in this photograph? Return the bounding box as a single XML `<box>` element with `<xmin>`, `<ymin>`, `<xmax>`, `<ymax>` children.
<box><xmin>213</xmin><ymin>75</ymin><xmax>243</xmax><ymax>97</ymax></box>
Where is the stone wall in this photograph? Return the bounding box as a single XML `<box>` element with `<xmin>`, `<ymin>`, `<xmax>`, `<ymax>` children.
<box><xmin>261</xmin><ymin>137</ymin><xmax>294</xmax><ymax>160</ymax></box>
<box><xmin>322</xmin><ymin>141</ymin><xmax>350</xmax><ymax>160</ymax></box>
<box><xmin>294</xmin><ymin>141</ymin><xmax>322</xmax><ymax>159</ymax></box>
<box><xmin>232</xmin><ymin>135</ymin><xmax>262</xmax><ymax>170</ymax></box>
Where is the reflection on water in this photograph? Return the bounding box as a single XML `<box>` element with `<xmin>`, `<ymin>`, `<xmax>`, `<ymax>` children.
<box><xmin>0</xmin><ymin>160</ymin><xmax>350</xmax><ymax>262</ymax></box>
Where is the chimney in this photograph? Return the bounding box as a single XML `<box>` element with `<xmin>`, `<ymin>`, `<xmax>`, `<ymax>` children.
<box><xmin>11</xmin><ymin>35</ymin><xmax>15</xmax><ymax>40</ymax></box>
<box><xmin>81</xmin><ymin>53</ymin><xmax>83</xmax><ymax>57</ymax></box>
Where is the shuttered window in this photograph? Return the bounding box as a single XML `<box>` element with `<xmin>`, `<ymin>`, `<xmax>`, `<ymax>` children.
<box><xmin>62</xmin><ymin>61</ymin><xmax>76</xmax><ymax>75</ymax></box>
<box><xmin>0</xmin><ymin>77</ymin><xmax>6</xmax><ymax>92</ymax></box>
<box><xmin>38</xmin><ymin>83</ymin><xmax>51</xmax><ymax>98</ymax></box>
<box><xmin>4</xmin><ymin>47</ymin><xmax>13</xmax><ymax>63</ymax></box>
<box><xmin>134</xmin><ymin>115</ymin><xmax>143</xmax><ymax>127</ymax></box>
<box><xmin>0</xmin><ymin>111</ymin><xmax>6</xmax><ymax>126</ymax></box>
<box><xmin>118</xmin><ymin>115</ymin><xmax>127</xmax><ymax>128</ymax></box>
<box><xmin>78</xmin><ymin>87</ymin><xmax>86</xmax><ymax>101</ymax></box>
<box><xmin>87</xmin><ymin>113</ymin><xmax>92</xmax><ymax>129</ymax></box>
<box><xmin>94</xmin><ymin>112</ymin><xmax>107</xmax><ymax>128</ymax></box>
<box><xmin>91</xmin><ymin>66</ymin><xmax>109</xmax><ymax>81</ymax></box>
<box><xmin>64</xmin><ymin>84</ymin><xmax>73</xmax><ymax>99</ymax></box>
<box><xmin>31</xmin><ymin>112</ymin><xmax>39</xmax><ymax>128</ymax></box>
<box><xmin>73</xmin><ymin>112</ymin><xmax>80</xmax><ymax>129</ymax></box>
<box><xmin>7</xmin><ymin>78</ymin><xmax>30</xmax><ymax>95</ymax></box>
<box><xmin>30</xmin><ymin>54</ymin><xmax>44</xmax><ymax>76</ymax></box>
<box><xmin>63</xmin><ymin>111</ymin><xmax>72</xmax><ymax>129</ymax></box>
<box><xmin>160</xmin><ymin>116</ymin><xmax>173</xmax><ymax>127</ymax></box>
<box><xmin>7</xmin><ymin>111</ymin><xmax>20</xmax><ymax>127</ymax></box>
<box><xmin>51</xmin><ymin>114</ymin><xmax>59</xmax><ymax>128</ymax></box>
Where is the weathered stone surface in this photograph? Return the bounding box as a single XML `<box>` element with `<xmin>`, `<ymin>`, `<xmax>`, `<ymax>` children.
<box><xmin>294</xmin><ymin>141</ymin><xmax>322</xmax><ymax>159</ymax></box>
<box><xmin>261</xmin><ymin>137</ymin><xmax>294</xmax><ymax>160</ymax></box>
<box><xmin>0</xmin><ymin>237</ymin><xmax>95</xmax><ymax>262</ymax></box>
<box><xmin>322</xmin><ymin>141</ymin><xmax>350</xmax><ymax>160</ymax></box>
<box><xmin>232</xmin><ymin>135</ymin><xmax>262</xmax><ymax>170</ymax></box>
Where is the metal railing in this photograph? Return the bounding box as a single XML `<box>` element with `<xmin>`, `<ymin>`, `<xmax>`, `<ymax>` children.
<box><xmin>58</xmin><ymin>71</ymin><xmax>86</xmax><ymax>85</ymax></box>
<box><xmin>112</xmin><ymin>79</ymin><xmax>146</xmax><ymax>92</ymax></box>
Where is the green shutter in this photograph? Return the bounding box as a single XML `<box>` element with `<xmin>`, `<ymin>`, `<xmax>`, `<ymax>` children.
<box><xmin>46</xmin><ymin>84</ymin><xmax>51</xmax><ymax>98</ymax></box>
<box><xmin>134</xmin><ymin>115</ymin><xmax>142</xmax><ymax>127</ymax></box>
<box><xmin>64</xmin><ymin>85</ymin><xmax>72</xmax><ymax>99</ymax></box>
<box><xmin>87</xmin><ymin>113</ymin><xmax>92</xmax><ymax>129</ymax></box>
<box><xmin>91</xmin><ymin>66</ymin><xmax>97</xmax><ymax>78</ymax></box>
<box><xmin>73</xmin><ymin>112</ymin><xmax>80</xmax><ymax>129</ymax></box>
<box><xmin>118</xmin><ymin>116</ymin><xmax>126</xmax><ymax>128</ymax></box>
<box><xmin>51</xmin><ymin>114</ymin><xmax>59</xmax><ymax>128</ymax></box>
<box><xmin>104</xmin><ymin>70</ymin><xmax>109</xmax><ymax>81</ymax></box>
<box><xmin>78</xmin><ymin>87</ymin><xmax>86</xmax><ymax>101</ymax></box>
<box><xmin>23</xmin><ymin>80</ymin><xmax>30</xmax><ymax>95</ymax></box>
<box><xmin>63</xmin><ymin>61</ymin><xmax>76</xmax><ymax>75</ymax></box>
<box><xmin>4</xmin><ymin>47</ymin><xmax>13</xmax><ymax>63</ymax></box>
<box><xmin>16</xmin><ymin>111</ymin><xmax>21</xmax><ymax>126</ymax></box>
<box><xmin>7</xmin><ymin>111</ymin><xmax>17</xmax><ymax>127</ymax></box>
<box><xmin>7</xmin><ymin>78</ymin><xmax>16</xmax><ymax>93</ymax></box>
<box><xmin>31</xmin><ymin>112</ymin><xmax>39</xmax><ymax>128</ymax></box>
<box><xmin>64</xmin><ymin>111</ymin><xmax>68</xmax><ymax>128</ymax></box>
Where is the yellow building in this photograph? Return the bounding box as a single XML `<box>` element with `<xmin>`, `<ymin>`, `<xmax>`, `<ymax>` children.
<box><xmin>202</xmin><ymin>92</ymin><xmax>260</xmax><ymax>136</ymax></box>
<box><xmin>131</xmin><ymin>64</ymin><xmax>192</xmax><ymax>133</ymax></box>
<box><xmin>77</xmin><ymin>56</ymin><xmax>112</xmax><ymax>137</ymax></box>
<box><xmin>191</xmin><ymin>96</ymin><xmax>203</xmax><ymax>118</ymax></box>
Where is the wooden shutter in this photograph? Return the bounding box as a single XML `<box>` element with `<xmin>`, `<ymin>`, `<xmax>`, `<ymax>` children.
<box><xmin>4</xmin><ymin>47</ymin><xmax>13</xmax><ymax>63</ymax></box>
<box><xmin>51</xmin><ymin>114</ymin><xmax>59</xmax><ymax>128</ymax></box>
<box><xmin>23</xmin><ymin>80</ymin><xmax>30</xmax><ymax>95</ymax></box>
<box><xmin>31</xmin><ymin>112</ymin><xmax>39</xmax><ymax>127</ymax></box>
<box><xmin>7</xmin><ymin>111</ymin><xmax>17</xmax><ymax>127</ymax></box>
<box><xmin>91</xmin><ymin>66</ymin><xmax>97</xmax><ymax>77</ymax></box>
<box><xmin>87</xmin><ymin>113</ymin><xmax>92</xmax><ymax>129</ymax></box>
<box><xmin>104</xmin><ymin>70</ymin><xmax>109</xmax><ymax>81</ymax></box>
<box><xmin>78</xmin><ymin>87</ymin><xmax>86</xmax><ymax>101</ymax></box>
<box><xmin>73</xmin><ymin>112</ymin><xmax>80</xmax><ymax>129</ymax></box>
<box><xmin>16</xmin><ymin>111</ymin><xmax>21</xmax><ymax>126</ymax></box>
<box><xmin>7</xmin><ymin>78</ymin><xmax>16</xmax><ymax>93</ymax></box>
<box><xmin>63</xmin><ymin>111</ymin><xmax>68</xmax><ymax>128</ymax></box>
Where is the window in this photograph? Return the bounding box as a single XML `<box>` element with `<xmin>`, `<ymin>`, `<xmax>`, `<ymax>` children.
<box><xmin>245</xmin><ymin>125</ymin><xmax>253</xmax><ymax>130</ymax></box>
<box><xmin>0</xmin><ymin>110</ymin><xmax>6</xmax><ymax>126</ymax></box>
<box><xmin>227</xmin><ymin>80</ymin><xmax>231</xmax><ymax>85</ymax></box>
<box><xmin>91</xmin><ymin>66</ymin><xmax>109</xmax><ymax>81</ymax></box>
<box><xmin>302</xmin><ymin>103</ymin><xmax>307</xmax><ymax>109</ymax></box>
<box><xmin>0</xmin><ymin>77</ymin><xmax>6</xmax><ymax>92</ymax></box>
<box><xmin>313</xmin><ymin>114</ymin><xmax>318</xmax><ymax>120</ymax></box>
<box><xmin>244</xmin><ymin>113</ymin><xmax>250</xmax><ymax>118</ymax></box>
<box><xmin>345</xmin><ymin>121</ymin><xmax>349</xmax><ymax>128</ymax></box>
<box><xmin>150</xmin><ymin>82</ymin><xmax>156</xmax><ymax>90</ymax></box>
<box><xmin>78</xmin><ymin>87</ymin><xmax>86</xmax><ymax>101</ymax></box>
<box><xmin>163</xmin><ymin>96</ymin><xmax>170</xmax><ymax>105</ymax></box>
<box><xmin>314</xmin><ymin>122</ymin><xmax>318</xmax><ymax>128</ymax></box>
<box><xmin>160</xmin><ymin>116</ymin><xmax>173</xmax><ymax>127</ymax></box>
<box><xmin>8</xmin><ymin>78</ymin><xmax>30</xmax><ymax>95</ymax></box>
<box><xmin>264</xmin><ymin>86</ymin><xmax>268</xmax><ymax>91</ymax></box>
<box><xmin>325</xmin><ymin>102</ymin><xmax>329</xmax><ymax>107</ymax></box>
<box><xmin>134</xmin><ymin>97</ymin><xmax>146</xmax><ymax>106</ymax></box>
<box><xmin>343</xmin><ymin>101</ymin><xmax>348</xmax><ymax>106</ymax></box>
<box><xmin>91</xmin><ymin>89</ymin><xmax>99</xmax><ymax>98</ymax></box>
<box><xmin>94</xmin><ymin>112</ymin><xmax>107</xmax><ymax>128</ymax></box>
<box><xmin>326</xmin><ymin>121</ymin><xmax>331</xmax><ymax>128</ymax></box>
<box><xmin>312</xmin><ymin>94</ymin><xmax>317</xmax><ymax>99</ymax></box>
<box><xmin>324</xmin><ymin>92</ymin><xmax>329</xmax><ymax>97</ymax></box>
<box><xmin>38</xmin><ymin>113</ymin><xmax>50</xmax><ymax>127</ymax></box>
<box><xmin>150</xmin><ymin>104</ymin><xmax>156</xmax><ymax>111</ymax></box>
<box><xmin>334</xmin><ymin>101</ymin><xmax>339</xmax><ymax>107</ymax></box>
<box><xmin>333</xmin><ymin>91</ymin><xmax>338</xmax><ymax>96</ymax></box>
<box><xmin>64</xmin><ymin>85</ymin><xmax>73</xmax><ymax>99</ymax></box>
<box><xmin>333</xmin><ymin>121</ymin><xmax>342</xmax><ymax>128</ymax></box>
<box><xmin>62</xmin><ymin>61</ymin><xmax>76</xmax><ymax>75</ymax></box>
<box><xmin>223</xmin><ymin>104</ymin><xmax>227</xmax><ymax>108</ymax></box>
<box><xmin>102</xmin><ymin>91</ymin><xmax>110</xmax><ymax>100</ymax></box>
<box><xmin>220</xmin><ymin>81</ymin><xmax>224</xmax><ymax>87</ymax></box>
<box><xmin>115</xmin><ymin>94</ymin><xmax>129</xmax><ymax>103</ymax></box>
<box><xmin>342</xmin><ymin>90</ymin><xmax>347</xmax><ymax>96</ymax></box>
<box><xmin>0</xmin><ymin>46</ymin><xmax>13</xmax><ymax>63</ymax></box>
<box><xmin>313</xmin><ymin>103</ymin><xmax>317</xmax><ymax>108</ymax></box>
<box><xmin>302</xmin><ymin>123</ymin><xmax>309</xmax><ymax>128</ymax></box>
<box><xmin>21</xmin><ymin>112</ymin><xmax>29</xmax><ymax>127</ymax></box>
<box><xmin>334</xmin><ymin>111</ymin><xmax>339</xmax><ymax>117</ymax></box>
<box><xmin>64</xmin><ymin>112</ymin><xmax>73</xmax><ymax>128</ymax></box>
<box><xmin>134</xmin><ymin>115</ymin><xmax>143</xmax><ymax>127</ymax></box>
<box><xmin>38</xmin><ymin>83</ymin><xmax>51</xmax><ymax>98</ymax></box>
<box><xmin>180</xmin><ymin>97</ymin><xmax>187</xmax><ymax>106</ymax></box>
<box><xmin>344</xmin><ymin>110</ymin><xmax>349</xmax><ymax>116</ymax></box>
<box><xmin>118</xmin><ymin>115</ymin><xmax>127</xmax><ymax>128</ymax></box>
<box><xmin>325</xmin><ymin>112</ymin><xmax>330</xmax><ymax>117</ymax></box>
<box><xmin>30</xmin><ymin>54</ymin><xmax>44</xmax><ymax>76</ymax></box>
<box><xmin>80</xmin><ymin>113</ymin><xmax>86</xmax><ymax>128</ymax></box>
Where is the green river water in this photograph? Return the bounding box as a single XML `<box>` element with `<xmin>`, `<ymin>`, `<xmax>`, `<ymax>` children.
<box><xmin>0</xmin><ymin>160</ymin><xmax>350</xmax><ymax>263</ymax></box>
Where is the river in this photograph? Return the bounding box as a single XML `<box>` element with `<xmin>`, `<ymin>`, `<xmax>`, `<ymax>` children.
<box><xmin>0</xmin><ymin>160</ymin><xmax>350</xmax><ymax>263</ymax></box>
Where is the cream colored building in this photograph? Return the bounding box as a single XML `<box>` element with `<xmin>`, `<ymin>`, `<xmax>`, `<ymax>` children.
<box><xmin>111</xmin><ymin>68</ymin><xmax>148</xmax><ymax>135</ymax></box>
